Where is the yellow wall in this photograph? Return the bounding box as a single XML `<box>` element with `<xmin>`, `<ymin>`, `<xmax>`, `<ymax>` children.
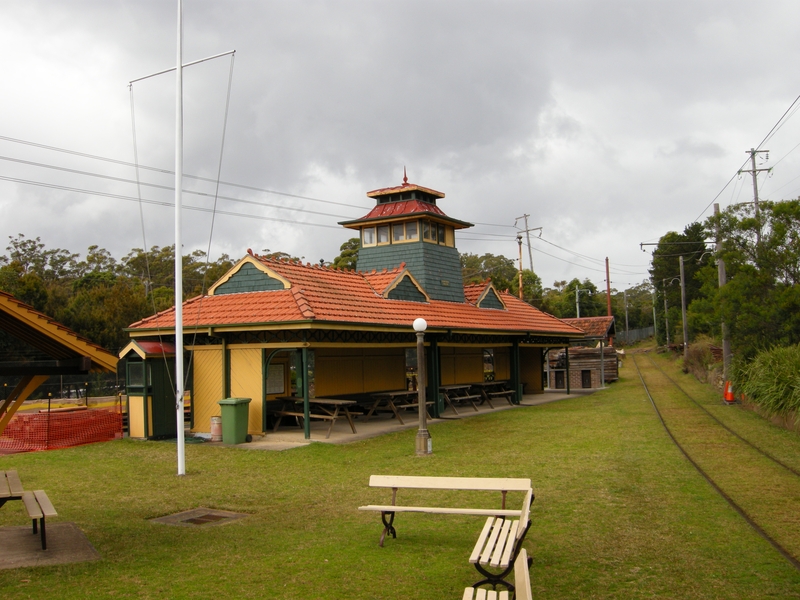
<box><xmin>128</xmin><ymin>395</ymin><xmax>146</xmax><ymax>439</ymax></box>
<box><xmin>520</xmin><ymin>347</ymin><xmax>543</xmax><ymax>394</ymax></box>
<box><xmin>495</xmin><ymin>348</ymin><xmax>511</xmax><ymax>380</ymax></box>
<box><xmin>440</xmin><ymin>347</ymin><xmax>484</xmax><ymax>384</ymax></box>
<box><xmin>230</xmin><ymin>348</ymin><xmax>263</xmax><ymax>434</ymax></box>
<box><xmin>191</xmin><ymin>348</ymin><xmax>224</xmax><ymax>434</ymax></box>
<box><xmin>315</xmin><ymin>347</ymin><xmax>405</xmax><ymax>395</ymax></box>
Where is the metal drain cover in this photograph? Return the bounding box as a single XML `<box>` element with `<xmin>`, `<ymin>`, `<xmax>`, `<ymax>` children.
<box><xmin>150</xmin><ymin>508</ymin><xmax>248</xmax><ymax>527</ymax></box>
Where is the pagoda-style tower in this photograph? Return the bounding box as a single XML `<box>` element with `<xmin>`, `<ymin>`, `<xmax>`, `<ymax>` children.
<box><xmin>340</xmin><ymin>172</ymin><xmax>473</xmax><ymax>302</ymax></box>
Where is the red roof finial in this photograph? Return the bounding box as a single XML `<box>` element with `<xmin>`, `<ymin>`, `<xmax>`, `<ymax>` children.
<box><xmin>403</xmin><ymin>166</ymin><xmax>408</xmax><ymax>186</ymax></box>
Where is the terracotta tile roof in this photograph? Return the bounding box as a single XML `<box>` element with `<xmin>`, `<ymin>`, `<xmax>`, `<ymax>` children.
<box><xmin>362</xmin><ymin>265</ymin><xmax>406</xmax><ymax>296</ymax></box>
<box><xmin>561</xmin><ymin>316</ymin><xmax>615</xmax><ymax>339</ymax></box>
<box><xmin>129</xmin><ymin>257</ymin><xmax>584</xmax><ymax>338</ymax></box>
<box><xmin>463</xmin><ymin>282</ymin><xmax>491</xmax><ymax>305</ymax></box>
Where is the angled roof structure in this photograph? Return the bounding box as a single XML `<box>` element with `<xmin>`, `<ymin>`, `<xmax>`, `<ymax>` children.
<box><xmin>128</xmin><ymin>254</ymin><xmax>584</xmax><ymax>340</ymax></box>
<box><xmin>560</xmin><ymin>316</ymin><xmax>616</xmax><ymax>341</ymax></box>
<box><xmin>0</xmin><ymin>291</ymin><xmax>118</xmax><ymax>436</ymax></box>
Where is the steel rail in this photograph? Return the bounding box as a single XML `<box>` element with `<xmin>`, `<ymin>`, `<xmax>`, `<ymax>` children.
<box><xmin>631</xmin><ymin>353</ymin><xmax>800</xmax><ymax>572</ymax></box>
<box><xmin>643</xmin><ymin>354</ymin><xmax>800</xmax><ymax>478</ymax></box>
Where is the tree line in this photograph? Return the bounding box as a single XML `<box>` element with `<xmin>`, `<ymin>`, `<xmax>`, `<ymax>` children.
<box><xmin>650</xmin><ymin>198</ymin><xmax>800</xmax><ymax>362</ymax></box>
<box><xmin>0</xmin><ymin>235</ymin><xmax>236</xmax><ymax>353</ymax></box>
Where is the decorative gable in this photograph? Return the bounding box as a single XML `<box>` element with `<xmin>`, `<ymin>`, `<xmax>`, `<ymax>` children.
<box><xmin>477</xmin><ymin>284</ymin><xmax>506</xmax><ymax>310</ymax></box>
<box><xmin>385</xmin><ymin>272</ymin><xmax>429</xmax><ymax>303</ymax></box>
<box><xmin>209</xmin><ymin>256</ymin><xmax>291</xmax><ymax>296</ymax></box>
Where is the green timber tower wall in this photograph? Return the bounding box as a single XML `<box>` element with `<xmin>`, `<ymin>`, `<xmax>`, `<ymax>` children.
<box><xmin>357</xmin><ymin>240</ymin><xmax>465</xmax><ymax>303</ymax></box>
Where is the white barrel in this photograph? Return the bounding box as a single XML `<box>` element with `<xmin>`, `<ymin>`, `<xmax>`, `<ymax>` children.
<box><xmin>210</xmin><ymin>416</ymin><xmax>222</xmax><ymax>442</ymax></box>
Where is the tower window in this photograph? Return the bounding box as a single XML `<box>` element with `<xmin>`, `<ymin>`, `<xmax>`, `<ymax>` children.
<box><xmin>362</xmin><ymin>227</ymin><xmax>376</xmax><ymax>247</ymax></box>
<box><xmin>377</xmin><ymin>225</ymin><xmax>390</xmax><ymax>244</ymax></box>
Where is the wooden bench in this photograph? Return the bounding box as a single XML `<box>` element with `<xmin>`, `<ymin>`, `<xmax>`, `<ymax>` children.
<box><xmin>440</xmin><ymin>385</ymin><xmax>482</xmax><ymax>415</ymax></box>
<box><xmin>358</xmin><ymin>475</ymin><xmax>533</xmax><ymax>547</ymax></box>
<box><xmin>1</xmin><ymin>470</ymin><xmax>58</xmax><ymax>550</ymax></box>
<box><xmin>271</xmin><ymin>398</ymin><xmax>357</xmax><ymax>439</ymax></box>
<box><xmin>0</xmin><ymin>469</ymin><xmax>24</xmax><ymax>507</ymax></box>
<box><xmin>22</xmin><ymin>490</ymin><xmax>57</xmax><ymax>550</ymax></box>
<box><xmin>469</xmin><ymin>489</ymin><xmax>532</xmax><ymax>592</ymax></box>
<box><xmin>462</xmin><ymin>548</ymin><xmax>532</xmax><ymax>600</ymax></box>
<box><xmin>364</xmin><ymin>390</ymin><xmax>433</xmax><ymax>425</ymax></box>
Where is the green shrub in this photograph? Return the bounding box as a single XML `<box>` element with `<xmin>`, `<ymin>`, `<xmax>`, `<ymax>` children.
<box><xmin>736</xmin><ymin>344</ymin><xmax>800</xmax><ymax>419</ymax></box>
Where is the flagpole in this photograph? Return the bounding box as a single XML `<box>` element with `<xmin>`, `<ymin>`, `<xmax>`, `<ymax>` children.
<box><xmin>175</xmin><ymin>0</ymin><xmax>186</xmax><ymax>476</ymax></box>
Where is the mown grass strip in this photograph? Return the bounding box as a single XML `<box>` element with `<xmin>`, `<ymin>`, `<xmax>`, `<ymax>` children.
<box><xmin>0</xmin><ymin>353</ymin><xmax>798</xmax><ymax>599</ymax></box>
<box><xmin>634</xmin><ymin>352</ymin><xmax>800</xmax><ymax>566</ymax></box>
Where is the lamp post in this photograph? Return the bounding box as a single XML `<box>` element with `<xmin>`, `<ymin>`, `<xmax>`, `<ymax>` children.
<box><xmin>413</xmin><ymin>318</ymin><xmax>432</xmax><ymax>456</ymax></box>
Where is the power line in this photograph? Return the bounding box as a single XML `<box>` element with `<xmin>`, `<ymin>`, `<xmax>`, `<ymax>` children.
<box><xmin>0</xmin><ymin>175</ymin><xmax>343</xmax><ymax>230</ymax></box>
<box><xmin>694</xmin><ymin>92</ymin><xmax>800</xmax><ymax>222</ymax></box>
<box><xmin>0</xmin><ymin>134</ymin><xmax>370</xmax><ymax>211</ymax></box>
<box><xmin>0</xmin><ymin>155</ymin><xmax>359</xmax><ymax>221</ymax></box>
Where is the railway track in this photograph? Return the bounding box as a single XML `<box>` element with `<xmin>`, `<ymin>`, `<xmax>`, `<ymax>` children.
<box><xmin>631</xmin><ymin>352</ymin><xmax>800</xmax><ymax>571</ymax></box>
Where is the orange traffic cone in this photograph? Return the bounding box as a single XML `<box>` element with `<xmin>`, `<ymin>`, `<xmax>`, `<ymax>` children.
<box><xmin>723</xmin><ymin>381</ymin><xmax>735</xmax><ymax>404</ymax></box>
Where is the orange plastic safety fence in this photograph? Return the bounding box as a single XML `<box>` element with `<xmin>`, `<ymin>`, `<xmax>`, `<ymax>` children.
<box><xmin>0</xmin><ymin>408</ymin><xmax>123</xmax><ymax>453</ymax></box>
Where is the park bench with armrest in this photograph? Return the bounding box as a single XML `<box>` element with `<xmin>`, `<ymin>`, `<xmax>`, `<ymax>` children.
<box><xmin>358</xmin><ymin>475</ymin><xmax>533</xmax><ymax>547</ymax></box>
<box><xmin>469</xmin><ymin>488</ymin><xmax>532</xmax><ymax>592</ymax></box>
<box><xmin>462</xmin><ymin>547</ymin><xmax>533</xmax><ymax>600</ymax></box>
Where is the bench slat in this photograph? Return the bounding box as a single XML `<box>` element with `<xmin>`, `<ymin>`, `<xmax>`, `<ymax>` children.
<box><xmin>470</xmin><ymin>517</ymin><xmax>496</xmax><ymax>563</ymax></box>
<box><xmin>33</xmin><ymin>490</ymin><xmax>57</xmax><ymax>517</ymax></box>
<box><xmin>490</xmin><ymin>519</ymin><xmax>514</xmax><ymax>567</ymax></box>
<box><xmin>359</xmin><ymin>505</ymin><xmax>522</xmax><ymax>517</ymax></box>
<box><xmin>476</xmin><ymin>589</ymin><xmax>487</xmax><ymax>600</ymax></box>
<box><xmin>368</xmin><ymin>475</ymin><xmax>531</xmax><ymax>492</ymax></box>
<box><xmin>7</xmin><ymin>470</ymin><xmax>24</xmax><ymax>496</ymax></box>
<box><xmin>0</xmin><ymin>473</ymin><xmax>10</xmax><ymax>499</ymax></box>
<box><xmin>514</xmin><ymin>548</ymin><xmax>533</xmax><ymax>600</ymax></box>
<box><xmin>21</xmin><ymin>491</ymin><xmax>42</xmax><ymax>519</ymax></box>
<box><xmin>518</xmin><ymin>489</ymin><xmax>533</xmax><ymax>540</ymax></box>
<box><xmin>498</xmin><ymin>520</ymin><xmax>520</xmax><ymax>567</ymax></box>
<box><xmin>462</xmin><ymin>587</ymin><xmax>475</xmax><ymax>600</ymax></box>
<box><xmin>480</xmin><ymin>517</ymin><xmax>504</xmax><ymax>564</ymax></box>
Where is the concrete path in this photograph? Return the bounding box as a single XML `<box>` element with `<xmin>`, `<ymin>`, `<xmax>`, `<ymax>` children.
<box><xmin>209</xmin><ymin>388</ymin><xmax>597</xmax><ymax>451</ymax></box>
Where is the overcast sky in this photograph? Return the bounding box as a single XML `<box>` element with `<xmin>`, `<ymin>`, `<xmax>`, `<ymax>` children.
<box><xmin>2</xmin><ymin>0</ymin><xmax>799</xmax><ymax>294</ymax></box>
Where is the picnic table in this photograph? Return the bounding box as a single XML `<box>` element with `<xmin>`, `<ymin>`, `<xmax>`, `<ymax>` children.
<box><xmin>271</xmin><ymin>397</ymin><xmax>357</xmax><ymax>439</ymax></box>
<box><xmin>0</xmin><ymin>469</ymin><xmax>57</xmax><ymax>549</ymax></box>
<box><xmin>0</xmin><ymin>469</ymin><xmax>24</xmax><ymax>507</ymax></box>
<box><xmin>440</xmin><ymin>384</ymin><xmax>482</xmax><ymax>415</ymax></box>
<box><xmin>364</xmin><ymin>390</ymin><xmax>433</xmax><ymax>425</ymax></box>
<box><xmin>469</xmin><ymin>381</ymin><xmax>515</xmax><ymax>408</ymax></box>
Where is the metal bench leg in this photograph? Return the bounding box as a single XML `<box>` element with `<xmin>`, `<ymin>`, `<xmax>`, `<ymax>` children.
<box><xmin>40</xmin><ymin>517</ymin><xmax>47</xmax><ymax>550</ymax></box>
<box><xmin>379</xmin><ymin>511</ymin><xmax>396</xmax><ymax>547</ymax></box>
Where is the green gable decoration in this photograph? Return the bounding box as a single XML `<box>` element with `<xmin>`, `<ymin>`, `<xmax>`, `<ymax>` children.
<box><xmin>478</xmin><ymin>287</ymin><xmax>505</xmax><ymax>310</ymax></box>
<box><xmin>214</xmin><ymin>262</ymin><xmax>286</xmax><ymax>295</ymax></box>
<box><xmin>386</xmin><ymin>273</ymin><xmax>428</xmax><ymax>302</ymax></box>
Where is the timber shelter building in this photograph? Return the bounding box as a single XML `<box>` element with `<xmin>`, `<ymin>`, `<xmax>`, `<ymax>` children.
<box><xmin>122</xmin><ymin>175</ymin><xmax>585</xmax><ymax>440</ymax></box>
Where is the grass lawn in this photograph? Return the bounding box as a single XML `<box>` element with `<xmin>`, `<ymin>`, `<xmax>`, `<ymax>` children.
<box><xmin>1</xmin><ymin>352</ymin><xmax>799</xmax><ymax>599</ymax></box>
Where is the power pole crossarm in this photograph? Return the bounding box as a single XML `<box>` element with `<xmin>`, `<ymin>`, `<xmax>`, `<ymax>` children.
<box><xmin>515</xmin><ymin>214</ymin><xmax>542</xmax><ymax>272</ymax></box>
<box><xmin>739</xmin><ymin>148</ymin><xmax>771</xmax><ymax>243</ymax></box>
